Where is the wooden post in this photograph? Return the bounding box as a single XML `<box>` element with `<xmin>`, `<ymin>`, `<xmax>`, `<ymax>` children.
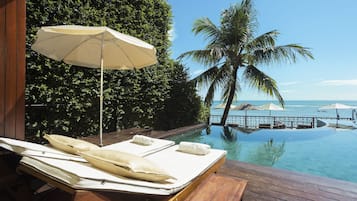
<box><xmin>0</xmin><ymin>0</ymin><xmax>25</xmax><ymax>140</ymax></box>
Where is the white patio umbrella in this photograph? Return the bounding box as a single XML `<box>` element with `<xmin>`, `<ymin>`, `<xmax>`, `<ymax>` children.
<box><xmin>214</xmin><ymin>103</ymin><xmax>237</xmax><ymax>109</ymax></box>
<box><xmin>319</xmin><ymin>103</ymin><xmax>354</xmax><ymax>111</ymax></box>
<box><xmin>257</xmin><ymin>103</ymin><xmax>284</xmax><ymax>116</ymax></box>
<box><xmin>232</xmin><ymin>103</ymin><xmax>258</xmax><ymax>116</ymax></box>
<box><xmin>319</xmin><ymin>103</ymin><xmax>355</xmax><ymax>122</ymax></box>
<box><xmin>232</xmin><ymin>103</ymin><xmax>259</xmax><ymax>127</ymax></box>
<box><xmin>32</xmin><ymin>25</ymin><xmax>157</xmax><ymax>146</ymax></box>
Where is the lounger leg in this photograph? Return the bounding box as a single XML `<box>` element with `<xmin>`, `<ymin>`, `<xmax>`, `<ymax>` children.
<box><xmin>0</xmin><ymin>152</ymin><xmax>33</xmax><ymax>201</ymax></box>
<box><xmin>5</xmin><ymin>180</ymin><xmax>33</xmax><ymax>201</ymax></box>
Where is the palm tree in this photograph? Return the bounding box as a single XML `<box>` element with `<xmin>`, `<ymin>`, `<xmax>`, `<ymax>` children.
<box><xmin>178</xmin><ymin>0</ymin><xmax>313</xmax><ymax>125</ymax></box>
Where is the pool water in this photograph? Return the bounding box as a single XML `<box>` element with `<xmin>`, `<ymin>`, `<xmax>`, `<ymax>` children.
<box><xmin>168</xmin><ymin>126</ymin><xmax>357</xmax><ymax>183</ymax></box>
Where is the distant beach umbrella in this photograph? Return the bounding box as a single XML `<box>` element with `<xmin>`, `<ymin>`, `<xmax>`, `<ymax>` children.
<box><xmin>257</xmin><ymin>103</ymin><xmax>284</xmax><ymax>116</ymax></box>
<box><xmin>232</xmin><ymin>103</ymin><xmax>259</xmax><ymax>127</ymax></box>
<box><xmin>214</xmin><ymin>103</ymin><xmax>237</xmax><ymax>109</ymax></box>
<box><xmin>319</xmin><ymin>103</ymin><xmax>354</xmax><ymax>111</ymax></box>
<box><xmin>319</xmin><ymin>103</ymin><xmax>355</xmax><ymax>126</ymax></box>
<box><xmin>232</xmin><ymin>103</ymin><xmax>259</xmax><ymax>115</ymax></box>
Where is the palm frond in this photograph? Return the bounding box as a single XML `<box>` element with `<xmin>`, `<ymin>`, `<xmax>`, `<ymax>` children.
<box><xmin>204</xmin><ymin>73</ymin><xmax>227</xmax><ymax>105</ymax></box>
<box><xmin>243</xmin><ymin>65</ymin><xmax>284</xmax><ymax>106</ymax></box>
<box><xmin>192</xmin><ymin>66</ymin><xmax>219</xmax><ymax>88</ymax></box>
<box><xmin>222</xmin><ymin>78</ymin><xmax>241</xmax><ymax>103</ymax></box>
<box><xmin>246</xmin><ymin>30</ymin><xmax>279</xmax><ymax>52</ymax></box>
<box><xmin>193</xmin><ymin>18</ymin><xmax>220</xmax><ymax>40</ymax></box>
<box><xmin>204</xmin><ymin>83</ymin><xmax>216</xmax><ymax>106</ymax></box>
<box><xmin>252</xmin><ymin>44</ymin><xmax>314</xmax><ymax>65</ymax></box>
<box><xmin>178</xmin><ymin>49</ymin><xmax>219</xmax><ymax>66</ymax></box>
<box><xmin>221</xmin><ymin>0</ymin><xmax>256</xmax><ymax>48</ymax></box>
<box><xmin>193</xmin><ymin>18</ymin><xmax>228</xmax><ymax>56</ymax></box>
<box><xmin>198</xmin><ymin>63</ymin><xmax>233</xmax><ymax>105</ymax></box>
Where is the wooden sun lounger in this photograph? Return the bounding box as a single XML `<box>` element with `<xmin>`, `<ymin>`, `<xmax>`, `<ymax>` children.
<box><xmin>1</xmin><ymin>137</ymin><xmax>247</xmax><ymax>200</ymax></box>
<box><xmin>16</xmin><ymin>156</ymin><xmax>226</xmax><ymax>201</ymax></box>
<box><xmin>259</xmin><ymin>123</ymin><xmax>271</xmax><ymax>129</ymax></box>
<box><xmin>297</xmin><ymin>124</ymin><xmax>313</xmax><ymax>129</ymax></box>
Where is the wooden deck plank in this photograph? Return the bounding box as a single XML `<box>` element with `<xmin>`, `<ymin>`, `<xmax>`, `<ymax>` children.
<box><xmin>184</xmin><ymin>174</ymin><xmax>247</xmax><ymax>201</ymax></box>
<box><xmin>219</xmin><ymin>160</ymin><xmax>357</xmax><ymax>201</ymax></box>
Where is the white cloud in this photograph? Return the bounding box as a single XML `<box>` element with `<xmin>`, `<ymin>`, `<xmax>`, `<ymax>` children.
<box><xmin>280</xmin><ymin>81</ymin><xmax>298</xmax><ymax>86</ymax></box>
<box><xmin>319</xmin><ymin>79</ymin><xmax>357</xmax><ymax>86</ymax></box>
<box><xmin>281</xmin><ymin>89</ymin><xmax>294</xmax><ymax>94</ymax></box>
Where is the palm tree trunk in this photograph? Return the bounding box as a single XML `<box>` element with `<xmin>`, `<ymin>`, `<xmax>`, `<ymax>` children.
<box><xmin>220</xmin><ymin>94</ymin><xmax>234</xmax><ymax>125</ymax></box>
<box><xmin>220</xmin><ymin>66</ymin><xmax>239</xmax><ymax>125</ymax></box>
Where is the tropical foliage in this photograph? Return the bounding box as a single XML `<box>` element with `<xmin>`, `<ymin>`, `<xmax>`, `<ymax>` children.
<box><xmin>179</xmin><ymin>0</ymin><xmax>313</xmax><ymax>125</ymax></box>
<box><xmin>26</xmin><ymin>0</ymin><xmax>202</xmax><ymax>142</ymax></box>
<box><xmin>154</xmin><ymin>61</ymin><xmax>202</xmax><ymax>130</ymax></box>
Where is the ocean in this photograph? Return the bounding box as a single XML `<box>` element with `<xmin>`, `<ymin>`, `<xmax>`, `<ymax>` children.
<box><xmin>210</xmin><ymin>100</ymin><xmax>357</xmax><ymax>119</ymax></box>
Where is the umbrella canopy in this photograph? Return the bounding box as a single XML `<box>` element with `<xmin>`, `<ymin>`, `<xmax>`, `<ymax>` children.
<box><xmin>257</xmin><ymin>103</ymin><xmax>284</xmax><ymax>116</ymax></box>
<box><xmin>258</xmin><ymin>103</ymin><xmax>284</xmax><ymax>111</ymax></box>
<box><xmin>32</xmin><ymin>25</ymin><xmax>157</xmax><ymax>69</ymax></box>
<box><xmin>231</xmin><ymin>103</ymin><xmax>259</xmax><ymax>128</ymax></box>
<box><xmin>214</xmin><ymin>103</ymin><xmax>237</xmax><ymax>109</ymax></box>
<box><xmin>319</xmin><ymin>103</ymin><xmax>354</xmax><ymax>111</ymax></box>
<box><xmin>232</xmin><ymin>103</ymin><xmax>258</xmax><ymax>111</ymax></box>
<box><xmin>232</xmin><ymin>103</ymin><xmax>258</xmax><ymax>116</ymax></box>
<box><xmin>32</xmin><ymin>25</ymin><xmax>157</xmax><ymax>146</ymax></box>
<box><xmin>319</xmin><ymin>103</ymin><xmax>356</xmax><ymax>128</ymax></box>
<box><xmin>319</xmin><ymin>103</ymin><xmax>355</xmax><ymax>121</ymax></box>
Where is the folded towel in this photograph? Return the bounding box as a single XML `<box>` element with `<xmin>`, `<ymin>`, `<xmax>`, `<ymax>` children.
<box><xmin>177</xmin><ymin>142</ymin><xmax>211</xmax><ymax>155</ymax></box>
<box><xmin>132</xmin><ymin>135</ymin><xmax>154</xmax><ymax>146</ymax></box>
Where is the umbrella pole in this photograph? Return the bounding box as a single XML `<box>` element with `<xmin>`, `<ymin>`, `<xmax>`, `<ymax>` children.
<box><xmin>99</xmin><ymin>34</ymin><xmax>104</xmax><ymax>147</ymax></box>
<box><xmin>245</xmin><ymin>110</ymin><xmax>247</xmax><ymax>128</ymax></box>
<box><xmin>336</xmin><ymin>108</ymin><xmax>339</xmax><ymax>128</ymax></box>
<box><xmin>99</xmin><ymin>59</ymin><xmax>104</xmax><ymax>146</ymax></box>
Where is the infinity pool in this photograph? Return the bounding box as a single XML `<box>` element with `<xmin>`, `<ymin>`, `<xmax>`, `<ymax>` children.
<box><xmin>168</xmin><ymin>126</ymin><xmax>357</xmax><ymax>183</ymax></box>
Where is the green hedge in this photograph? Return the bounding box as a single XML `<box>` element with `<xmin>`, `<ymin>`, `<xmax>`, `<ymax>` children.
<box><xmin>25</xmin><ymin>0</ymin><xmax>204</xmax><ymax>143</ymax></box>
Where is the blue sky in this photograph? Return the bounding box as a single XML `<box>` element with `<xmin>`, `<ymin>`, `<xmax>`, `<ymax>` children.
<box><xmin>167</xmin><ymin>0</ymin><xmax>357</xmax><ymax>101</ymax></box>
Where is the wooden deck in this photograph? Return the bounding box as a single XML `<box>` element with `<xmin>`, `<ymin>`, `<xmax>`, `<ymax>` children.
<box><xmin>81</xmin><ymin>124</ymin><xmax>357</xmax><ymax>201</ymax></box>
<box><xmin>220</xmin><ymin>161</ymin><xmax>357</xmax><ymax>201</ymax></box>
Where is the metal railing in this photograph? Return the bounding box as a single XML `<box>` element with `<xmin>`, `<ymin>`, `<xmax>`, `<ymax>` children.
<box><xmin>210</xmin><ymin>115</ymin><xmax>352</xmax><ymax>129</ymax></box>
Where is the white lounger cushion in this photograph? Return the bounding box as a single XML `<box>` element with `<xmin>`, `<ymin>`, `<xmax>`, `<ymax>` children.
<box><xmin>44</xmin><ymin>134</ymin><xmax>99</xmax><ymax>155</ymax></box>
<box><xmin>19</xmin><ymin>145</ymin><xmax>226</xmax><ymax>195</ymax></box>
<box><xmin>102</xmin><ymin>137</ymin><xmax>174</xmax><ymax>157</ymax></box>
<box><xmin>80</xmin><ymin>149</ymin><xmax>175</xmax><ymax>182</ymax></box>
<box><xmin>0</xmin><ymin>137</ymin><xmax>86</xmax><ymax>162</ymax></box>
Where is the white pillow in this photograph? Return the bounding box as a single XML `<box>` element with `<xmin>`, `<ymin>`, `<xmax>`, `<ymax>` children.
<box><xmin>80</xmin><ymin>149</ymin><xmax>175</xmax><ymax>182</ymax></box>
<box><xmin>132</xmin><ymin>135</ymin><xmax>154</xmax><ymax>145</ymax></box>
<box><xmin>177</xmin><ymin>142</ymin><xmax>211</xmax><ymax>155</ymax></box>
<box><xmin>44</xmin><ymin>134</ymin><xmax>99</xmax><ymax>155</ymax></box>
